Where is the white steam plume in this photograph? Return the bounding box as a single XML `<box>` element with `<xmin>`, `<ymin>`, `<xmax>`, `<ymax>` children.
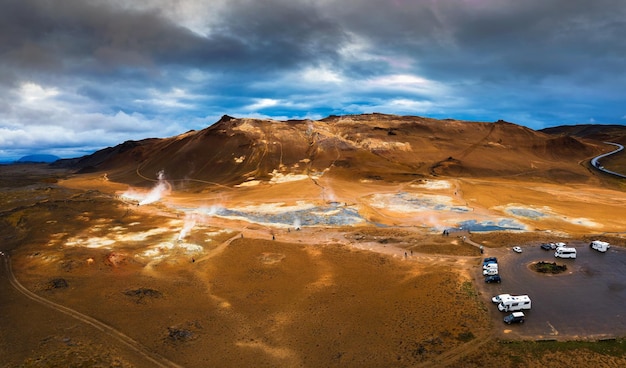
<box><xmin>178</xmin><ymin>213</ymin><xmax>198</xmax><ymax>241</ymax></box>
<box><xmin>324</xmin><ymin>187</ymin><xmax>337</xmax><ymax>202</ymax></box>
<box><xmin>138</xmin><ymin>170</ymin><xmax>171</xmax><ymax>205</ymax></box>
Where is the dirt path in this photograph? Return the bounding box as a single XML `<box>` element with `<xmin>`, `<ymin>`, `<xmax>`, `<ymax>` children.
<box><xmin>416</xmin><ymin>330</ymin><xmax>492</xmax><ymax>368</ymax></box>
<box><xmin>463</xmin><ymin>236</ymin><xmax>484</xmax><ymax>250</ymax></box>
<box><xmin>193</xmin><ymin>233</ymin><xmax>242</xmax><ymax>263</ymax></box>
<box><xmin>1</xmin><ymin>253</ymin><xmax>183</xmax><ymax>368</ymax></box>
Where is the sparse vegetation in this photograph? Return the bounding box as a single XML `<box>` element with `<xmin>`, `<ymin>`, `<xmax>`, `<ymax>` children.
<box><xmin>455</xmin><ymin>339</ymin><xmax>626</xmax><ymax>367</ymax></box>
<box><xmin>460</xmin><ymin>280</ymin><xmax>477</xmax><ymax>297</ymax></box>
<box><xmin>123</xmin><ymin>288</ymin><xmax>162</xmax><ymax>303</ymax></box>
<box><xmin>532</xmin><ymin>261</ymin><xmax>567</xmax><ymax>274</ymax></box>
<box><xmin>457</xmin><ymin>331</ymin><xmax>475</xmax><ymax>342</ymax></box>
<box><xmin>48</xmin><ymin>278</ymin><xmax>68</xmax><ymax>289</ymax></box>
<box><xmin>166</xmin><ymin>327</ymin><xmax>194</xmax><ymax>342</ymax></box>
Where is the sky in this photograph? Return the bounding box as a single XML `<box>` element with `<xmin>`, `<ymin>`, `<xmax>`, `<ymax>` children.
<box><xmin>1</xmin><ymin>0</ymin><xmax>626</xmax><ymax>160</ymax></box>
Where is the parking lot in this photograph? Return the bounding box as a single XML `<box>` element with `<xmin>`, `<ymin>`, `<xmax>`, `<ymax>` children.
<box><xmin>474</xmin><ymin>242</ymin><xmax>626</xmax><ymax>340</ymax></box>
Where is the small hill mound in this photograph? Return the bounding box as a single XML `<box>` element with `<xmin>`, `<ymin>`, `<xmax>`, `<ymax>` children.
<box><xmin>535</xmin><ymin>135</ymin><xmax>595</xmax><ymax>159</ymax></box>
<box><xmin>541</xmin><ymin>124</ymin><xmax>626</xmax><ymax>145</ymax></box>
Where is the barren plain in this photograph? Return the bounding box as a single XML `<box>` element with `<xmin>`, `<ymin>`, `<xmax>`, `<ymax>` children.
<box><xmin>2</xmin><ymin>115</ymin><xmax>626</xmax><ymax>367</ymax></box>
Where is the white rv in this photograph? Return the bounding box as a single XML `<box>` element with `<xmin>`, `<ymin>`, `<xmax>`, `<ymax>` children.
<box><xmin>483</xmin><ymin>267</ymin><xmax>499</xmax><ymax>276</ymax></box>
<box><xmin>590</xmin><ymin>240</ymin><xmax>610</xmax><ymax>253</ymax></box>
<box><xmin>483</xmin><ymin>262</ymin><xmax>498</xmax><ymax>271</ymax></box>
<box><xmin>491</xmin><ymin>293</ymin><xmax>511</xmax><ymax>304</ymax></box>
<box><xmin>497</xmin><ymin>295</ymin><xmax>532</xmax><ymax>312</ymax></box>
<box><xmin>555</xmin><ymin>246</ymin><xmax>577</xmax><ymax>259</ymax></box>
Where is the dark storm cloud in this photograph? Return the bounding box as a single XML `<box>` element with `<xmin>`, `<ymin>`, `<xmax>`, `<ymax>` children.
<box><xmin>180</xmin><ymin>1</ymin><xmax>347</xmax><ymax>69</ymax></box>
<box><xmin>331</xmin><ymin>0</ymin><xmax>626</xmax><ymax>81</ymax></box>
<box><xmin>1</xmin><ymin>0</ymin><xmax>626</xmax><ymax>160</ymax></box>
<box><xmin>3</xmin><ymin>0</ymin><xmax>626</xmax><ymax>85</ymax></box>
<box><xmin>328</xmin><ymin>0</ymin><xmax>626</xmax><ymax>123</ymax></box>
<box><xmin>1</xmin><ymin>0</ymin><xmax>201</xmax><ymax>77</ymax></box>
<box><xmin>0</xmin><ymin>0</ymin><xmax>347</xmax><ymax>78</ymax></box>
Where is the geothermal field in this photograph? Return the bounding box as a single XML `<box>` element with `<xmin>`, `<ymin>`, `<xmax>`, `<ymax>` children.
<box><xmin>1</xmin><ymin>115</ymin><xmax>626</xmax><ymax>367</ymax></box>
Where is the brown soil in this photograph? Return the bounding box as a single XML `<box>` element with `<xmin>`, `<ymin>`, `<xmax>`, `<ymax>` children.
<box><xmin>1</xmin><ymin>163</ymin><xmax>625</xmax><ymax>367</ymax></box>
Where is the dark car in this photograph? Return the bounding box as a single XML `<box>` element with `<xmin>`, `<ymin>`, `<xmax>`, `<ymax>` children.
<box><xmin>483</xmin><ymin>257</ymin><xmax>498</xmax><ymax>267</ymax></box>
<box><xmin>485</xmin><ymin>275</ymin><xmax>501</xmax><ymax>283</ymax></box>
<box><xmin>503</xmin><ymin>312</ymin><xmax>525</xmax><ymax>324</ymax></box>
<box><xmin>540</xmin><ymin>243</ymin><xmax>552</xmax><ymax>250</ymax></box>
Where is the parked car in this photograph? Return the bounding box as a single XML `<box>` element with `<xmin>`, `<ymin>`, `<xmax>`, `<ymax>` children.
<box><xmin>483</xmin><ymin>268</ymin><xmax>499</xmax><ymax>276</ymax></box>
<box><xmin>512</xmin><ymin>246</ymin><xmax>522</xmax><ymax>253</ymax></box>
<box><xmin>555</xmin><ymin>246</ymin><xmax>577</xmax><ymax>259</ymax></box>
<box><xmin>483</xmin><ymin>257</ymin><xmax>497</xmax><ymax>267</ymax></box>
<box><xmin>485</xmin><ymin>275</ymin><xmax>501</xmax><ymax>283</ymax></box>
<box><xmin>550</xmin><ymin>242</ymin><xmax>566</xmax><ymax>249</ymax></box>
<box><xmin>540</xmin><ymin>243</ymin><xmax>552</xmax><ymax>250</ymax></box>
<box><xmin>590</xmin><ymin>240</ymin><xmax>610</xmax><ymax>253</ymax></box>
<box><xmin>503</xmin><ymin>312</ymin><xmax>525</xmax><ymax>324</ymax></box>
<box><xmin>483</xmin><ymin>262</ymin><xmax>498</xmax><ymax>270</ymax></box>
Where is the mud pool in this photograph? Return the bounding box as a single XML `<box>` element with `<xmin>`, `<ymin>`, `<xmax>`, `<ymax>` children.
<box><xmin>177</xmin><ymin>202</ymin><xmax>366</xmax><ymax>227</ymax></box>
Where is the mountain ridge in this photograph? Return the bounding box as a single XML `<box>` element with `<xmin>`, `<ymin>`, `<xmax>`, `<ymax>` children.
<box><xmin>58</xmin><ymin>114</ymin><xmax>619</xmax><ymax>187</ymax></box>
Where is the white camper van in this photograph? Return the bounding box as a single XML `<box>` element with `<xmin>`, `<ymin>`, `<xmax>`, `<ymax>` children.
<box><xmin>483</xmin><ymin>262</ymin><xmax>498</xmax><ymax>271</ymax></box>
<box><xmin>590</xmin><ymin>240</ymin><xmax>610</xmax><ymax>253</ymax></box>
<box><xmin>483</xmin><ymin>267</ymin><xmax>499</xmax><ymax>276</ymax></box>
<box><xmin>555</xmin><ymin>246</ymin><xmax>577</xmax><ymax>259</ymax></box>
<box><xmin>497</xmin><ymin>295</ymin><xmax>531</xmax><ymax>312</ymax></box>
<box><xmin>491</xmin><ymin>294</ymin><xmax>511</xmax><ymax>304</ymax></box>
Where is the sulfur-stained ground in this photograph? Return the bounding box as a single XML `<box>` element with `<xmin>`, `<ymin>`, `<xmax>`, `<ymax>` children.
<box><xmin>1</xmin><ymin>164</ymin><xmax>625</xmax><ymax>367</ymax></box>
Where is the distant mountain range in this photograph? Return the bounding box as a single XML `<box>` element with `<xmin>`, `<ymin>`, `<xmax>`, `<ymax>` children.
<box><xmin>16</xmin><ymin>154</ymin><xmax>60</xmax><ymax>163</ymax></box>
<box><xmin>540</xmin><ymin>124</ymin><xmax>626</xmax><ymax>144</ymax></box>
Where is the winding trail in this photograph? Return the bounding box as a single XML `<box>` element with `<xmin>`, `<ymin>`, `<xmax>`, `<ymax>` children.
<box><xmin>135</xmin><ymin>164</ymin><xmax>233</xmax><ymax>191</ymax></box>
<box><xmin>193</xmin><ymin>233</ymin><xmax>243</xmax><ymax>263</ymax></box>
<box><xmin>0</xmin><ymin>252</ymin><xmax>182</xmax><ymax>368</ymax></box>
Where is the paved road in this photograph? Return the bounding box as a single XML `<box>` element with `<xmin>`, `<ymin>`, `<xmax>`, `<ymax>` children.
<box><xmin>0</xmin><ymin>251</ymin><xmax>182</xmax><ymax>368</ymax></box>
<box><xmin>474</xmin><ymin>243</ymin><xmax>626</xmax><ymax>340</ymax></box>
<box><xmin>591</xmin><ymin>142</ymin><xmax>626</xmax><ymax>178</ymax></box>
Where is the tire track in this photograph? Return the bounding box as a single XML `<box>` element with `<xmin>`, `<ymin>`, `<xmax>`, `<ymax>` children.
<box><xmin>1</xmin><ymin>253</ymin><xmax>182</xmax><ymax>368</ymax></box>
<box><xmin>415</xmin><ymin>331</ymin><xmax>492</xmax><ymax>368</ymax></box>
